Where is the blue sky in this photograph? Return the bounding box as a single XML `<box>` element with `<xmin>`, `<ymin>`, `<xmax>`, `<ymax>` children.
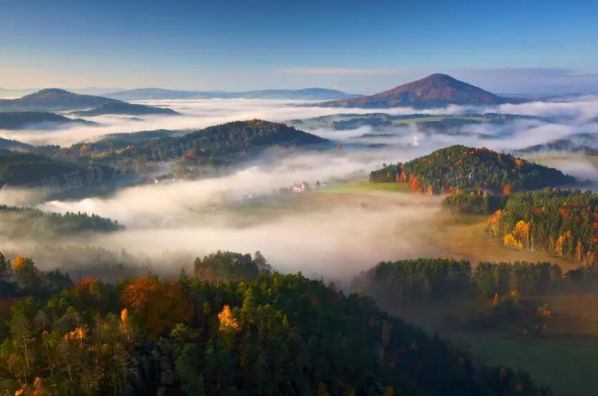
<box><xmin>1</xmin><ymin>0</ymin><xmax>597</xmax><ymax>93</ymax></box>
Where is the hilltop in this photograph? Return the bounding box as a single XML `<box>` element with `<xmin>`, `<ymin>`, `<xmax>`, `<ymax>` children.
<box><xmin>32</xmin><ymin>120</ymin><xmax>330</xmax><ymax>179</ymax></box>
<box><xmin>0</xmin><ymin>89</ymin><xmax>178</xmax><ymax>113</ymax></box>
<box><xmin>370</xmin><ymin>145</ymin><xmax>576</xmax><ymax>194</ymax></box>
<box><xmin>134</xmin><ymin>119</ymin><xmax>329</xmax><ymax>165</ymax></box>
<box><xmin>0</xmin><ymin>111</ymin><xmax>96</xmax><ymax>130</ymax></box>
<box><xmin>106</xmin><ymin>87</ymin><xmax>360</xmax><ymax>101</ymax></box>
<box><xmin>318</xmin><ymin>73</ymin><xmax>512</xmax><ymax>108</ymax></box>
<box><xmin>71</xmin><ymin>101</ymin><xmax>179</xmax><ymax>116</ymax></box>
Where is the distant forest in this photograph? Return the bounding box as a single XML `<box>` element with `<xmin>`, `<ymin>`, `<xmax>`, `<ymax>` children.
<box><xmin>0</xmin><ymin>205</ymin><xmax>122</xmax><ymax>239</ymax></box>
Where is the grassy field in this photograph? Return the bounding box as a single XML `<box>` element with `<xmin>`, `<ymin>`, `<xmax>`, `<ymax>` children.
<box><xmin>318</xmin><ymin>181</ymin><xmax>411</xmax><ymax>194</ymax></box>
<box><xmin>432</xmin><ymin>214</ymin><xmax>581</xmax><ymax>271</ymax></box>
<box><xmin>390</xmin><ymin>292</ymin><xmax>598</xmax><ymax>396</ymax></box>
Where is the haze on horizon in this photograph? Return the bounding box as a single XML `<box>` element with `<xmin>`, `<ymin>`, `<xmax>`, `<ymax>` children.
<box><xmin>1</xmin><ymin>0</ymin><xmax>597</xmax><ymax>94</ymax></box>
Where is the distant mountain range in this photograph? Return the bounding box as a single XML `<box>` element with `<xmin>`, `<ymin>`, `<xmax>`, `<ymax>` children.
<box><xmin>0</xmin><ymin>89</ymin><xmax>179</xmax><ymax>115</ymax></box>
<box><xmin>105</xmin><ymin>88</ymin><xmax>360</xmax><ymax>101</ymax></box>
<box><xmin>0</xmin><ymin>87</ymin><xmax>126</xmax><ymax>99</ymax></box>
<box><xmin>317</xmin><ymin>73</ymin><xmax>517</xmax><ymax>109</ymax></box>
<box><xmin>0</xmin><ymin>111</ymin><xmax>96</xmax><ymax>130</ymax></box>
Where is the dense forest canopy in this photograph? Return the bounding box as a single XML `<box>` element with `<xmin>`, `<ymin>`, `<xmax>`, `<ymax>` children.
<box><xmin>370</xmin><ymin>145</ymin><xmax>576</xmax><ymax>195</ymax></box>
<box><xmin>0</xmin><ymin>150</ymin><xmax>89</xmax><ymax>188</ymax></box>
<box><xmin>0</xmin><ymin>251</ymin><xmax>553</xmax><ymax>396</ymax></box>
<box><xmin>488</xmin><ymin>188</ymin><xmax>598</xmax><ymax>264</ymax></box>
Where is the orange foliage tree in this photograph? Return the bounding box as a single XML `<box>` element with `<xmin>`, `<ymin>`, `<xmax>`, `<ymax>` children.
<box><xmin>408</xmin><ymin>175</ymin><xmax>423</xmax><ymax>193</ymax></box>
<box><xmin>121</xmin><ymin>277</ymin><xmax>193</xmax><ymax>338</ymax></box>
<box><xmin>218</xmin><ymin>305</ymin><xmax>239</xmax><ymax>332</ymax></box>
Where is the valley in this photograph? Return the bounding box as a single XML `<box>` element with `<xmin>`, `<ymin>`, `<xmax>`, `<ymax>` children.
<box><xmin>1</xmin><ymin>72</ymin><xmax>598</xmax><ymax>396</ymax></box>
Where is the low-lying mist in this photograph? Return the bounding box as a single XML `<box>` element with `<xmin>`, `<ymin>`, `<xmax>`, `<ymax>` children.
<box><xmin>0</xmin><ymin>95</ymin><xmax>597</xmax><ymax>147</ymax></box>
<box><xmin>2</xmin><ymin>95</ymin><xmax>598</xmax><ymax>281</ymax></box>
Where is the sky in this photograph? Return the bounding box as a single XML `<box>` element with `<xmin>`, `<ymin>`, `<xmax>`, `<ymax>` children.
<box><xmin>1</xmin><ymin>0</ymin><xmax>597</xmax><ymax>94</ymax></box>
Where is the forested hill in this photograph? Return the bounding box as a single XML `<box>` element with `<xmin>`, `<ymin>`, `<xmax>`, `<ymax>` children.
<box><xmin>121</xmin><ymin>119</ymin><xmax>330</xmax><ymax>165</ymax></box>
<box><xmin>370</xmin><ymin>145</ymin><xmax>576</xmax><ymax>194</ymax></box>
<box><xmin>0</xmin><ymin>89</ymin><xmax>178</xmax><ymax>114</ymax></box>
<box><xmin>0</xmin><ymin>250</ymin><xmax>552</xmax><ymax>396</ymax></box>
<box><xmin>0</xmin><ymin>89</ymin><xmax>124</xmax><ymax>112</ymax></box>
<box><xmin>488</xmin><ymin>188</ymin><xmax>598</xmax><ymax>264</ymax></box>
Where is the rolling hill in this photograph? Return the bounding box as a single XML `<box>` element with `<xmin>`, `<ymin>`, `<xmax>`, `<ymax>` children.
<box><xmin>71</xmin><ymin>101</ymin><xmax>179</xmax><ymax>116</ymax></box>
<box><xmin>30</xmin><ymin>120</ymin><xmax>330</xmax><ymax>179</ymax></box>
<box><xmin>132</xmin><ymin>119</ymin><xmax>330</xmax><ymax>165</ymax></box>
<box><xmin>0</xmin><ymin>89</ymin><xmax>178</xmax><ymax>114</ymax></box>
<box><xmin>370</xmin><ymin>145</ymin><xmax>576</xmax><ymax>194</ymax></box>
<box><xmin>106</xmin><ymin>87</ymin><xmax>360</xmax><ymax>101</ymax></box>
<box><xmin>0</xmin><ymin>111</ymin><xmax>96</xmax><ymax>130</ymax></box>
<box><xmin>317</xmin><ymin>73</ymin><xmax>513</xmax><ymax>108</ymax></box>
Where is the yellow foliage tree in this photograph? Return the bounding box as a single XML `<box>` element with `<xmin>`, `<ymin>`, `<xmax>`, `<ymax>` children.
<box><xmin>512</xmin><ymin>220</ymin><xmax>531</xmax><ymax>249</ymax></box>
<box><xmin>218</xmin><ymin>305</ymin><xmax>239</xmax><ymax>332</ymax></box>
<box><xmin>492</xmin><ymin>293</ymin><xmax>499</xmax><ymax>306</ymax></box>
<box><xmin>503</xmin><ymin>233</ymin><xmax>522</xmax><ymax>249</ymax></box>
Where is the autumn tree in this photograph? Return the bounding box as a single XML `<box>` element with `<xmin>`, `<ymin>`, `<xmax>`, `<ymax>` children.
<box><xmin>121</xmin><ymin>277</ymin><xmax>192</xmax><ymax>338</ymax></box>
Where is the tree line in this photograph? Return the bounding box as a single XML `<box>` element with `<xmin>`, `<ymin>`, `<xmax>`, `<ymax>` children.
<box><xmin>357</xmin><ymin>258</ymin><xmax>598</xmax><ymax>304</ymax></box>
<box><xmin>0</xmin><ymin>252</ymin><xmax>552</xmax><ymax>396</ymax></box>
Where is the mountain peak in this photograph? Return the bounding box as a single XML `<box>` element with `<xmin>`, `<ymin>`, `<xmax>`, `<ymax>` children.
<box><xmin>31</xmin><ymin>88</ymin><xmax>72</xmax><ymax>96</ymax></box>
<box><xmin>424</xmin><ymin>73</ymin><xmax>454</xmax><ymax>80</ymax></box>
<box><xmin>317</xmin><ymin>73</ymin><xmax>508</xmax><ymax>108</ymax></box>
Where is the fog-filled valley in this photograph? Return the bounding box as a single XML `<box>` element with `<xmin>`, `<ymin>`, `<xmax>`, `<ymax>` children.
<box><xmin>3</xmin><ymin>79</ymin><xmax>598</xmax><ymax>396</ymax></box>
<box><xmin>2</xmin><ymin>94</ymin><xmax>598</xmax><ymax>279</ymax></box>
